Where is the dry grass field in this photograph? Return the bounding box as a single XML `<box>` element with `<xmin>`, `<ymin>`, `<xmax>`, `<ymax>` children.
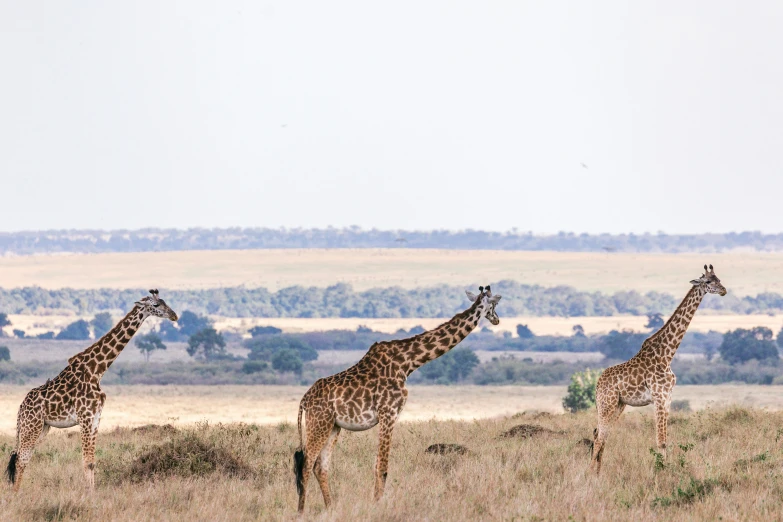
<box><xmin>1</xmin><ymin>384</ymin><xmax>782</xmax><ymax>436</ymax></box>
<box><xmin>1</xmin><ymin>249</ymin><xmax>782</xmax><ymax>295</ymax></box>
<box><xmin>1</xmin><ymin>404</ymin><xmax>783</xmax><ymax>520</ymax></box>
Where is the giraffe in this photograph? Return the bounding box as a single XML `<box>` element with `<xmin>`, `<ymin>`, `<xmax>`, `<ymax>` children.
<box><xmin>5</xmin><ymin>289</ymin><xmax>178</xmax><ymax>491</ymax></box>
<box><xmin>293</xmin><ymin>285</ymin><xmax>502</xmax><ymax>513</ymax></box>
<box><xmin>590</xmin><ymin>265</ymin><xmax>726</xmax><ymax>473</ymax></box>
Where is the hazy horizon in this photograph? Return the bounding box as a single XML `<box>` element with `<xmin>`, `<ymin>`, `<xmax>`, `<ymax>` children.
<box><xmin>2</xmin><ymin>2</ymin><xmax>782</xmax><ymax>234</ymax></box>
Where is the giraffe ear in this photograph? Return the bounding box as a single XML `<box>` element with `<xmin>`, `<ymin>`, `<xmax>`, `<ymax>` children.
<box><xmin>689</xmin><ymin>279</ymin><xmax>701</xmax><ymax>285</ymax></box>
<box><xmin>488</xmin><ymin>295</ymin><xmax>502</xmax><ymax>304</ymax></box>
<box><xmin>465</xmin><ymin>291</ymin><xmax>478</xmax><ymax>301</ymax></box>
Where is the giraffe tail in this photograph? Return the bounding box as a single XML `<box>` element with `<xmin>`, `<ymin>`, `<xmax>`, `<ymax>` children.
<box><xmin>294</xmin><ymin>402</ymin><xmax>306</xmax><ymax>495</ymax></box>
<box><xmin>6</xmin><ymin>451</ymin><xmax>17</xmax><ymax>485</ymax></box>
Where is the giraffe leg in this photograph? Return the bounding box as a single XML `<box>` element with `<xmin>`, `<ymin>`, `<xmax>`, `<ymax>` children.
<box><xmin>653</xmin><ymin>393</ymin><xmax>672</xmax><ymax>456</ymax></box>
<box><xmin>374</xmin><ymin>411</ymin><xmax>397</xmax><ymax>501</ymax></box>
<box><xmin>9</xmin><ymin>416</ymin><xmax>45</xmax><ymax>492</ymax></box>
<box><xmin>297</xmin><ymin>412</ymin><xmax>334</xmax><ymax>513</ymax></box>
<box><xmin>591</xmin><ymin>395</ymin><xmax>622</xmax><ymax>475</ymax></box>
<box><xmin>78</xmin><ymin>413</ymin><xmax>100</xmax><ymax>491</ymax></box>
<box><xmin>314</xmin><ymin>425</ymin><xmax>341</xmax><ymax>508</ymax></box>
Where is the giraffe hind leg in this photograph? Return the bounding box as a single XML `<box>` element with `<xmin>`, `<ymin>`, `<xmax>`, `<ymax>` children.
<box><xmin>314</xmin><ymin>426</ymin><xmax>341</xmax><ymax>508</ymax></box>
<box><xmin>297</xmin><ymin>412</ymin><xmax>334</xmax><ymax>513</ymax></box>
<box><xmin>9</xmin><ymin>416</ymin><xmax>45</xmax><ymax>492</ymax></box>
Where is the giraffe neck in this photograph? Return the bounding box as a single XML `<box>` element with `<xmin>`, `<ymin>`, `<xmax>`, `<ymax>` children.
<box><xmin>68</xmin><ymin>305</ymin><xmax>149</xmax><ymax>379</ymax></box>
<box><xmin>402</xmin><ymin>301</ymin><xmax>483</xmax><ymax>376</ymax></box>
<box><xmin>641</xmin><ymin>285</ymin><xmax>706</xmax><ymax>365</ymax></box>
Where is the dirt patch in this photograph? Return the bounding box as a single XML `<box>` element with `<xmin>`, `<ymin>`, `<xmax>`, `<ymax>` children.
<box><xmin>500</xmin><ymin>424</ymin><xmax>565</xmax><ymax>439</ymax></box>
<box><xmin>425</xmin><ymin>443</ymin><xmax>468</xmax><ymax>455</ymax></box>
<box><xmin>128</xmin><ymin>433</ymin><xmax>252</xmax><ymax>481</ymax></box>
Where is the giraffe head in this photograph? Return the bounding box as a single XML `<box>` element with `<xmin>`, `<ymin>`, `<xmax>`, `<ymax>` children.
<box><xmin>689</xmin><ymin>265</ymin><xmax>727</xmax><ymax>296</ymax></box>
<box><xmin>135</xmin><ymin>289</ymin><xmax>179</xmax><ymax>321</ymax></box>
<box><xmin>465</xmin><ymin>285</ymin><xmax>502</xmax><ymax>325</ymax></box>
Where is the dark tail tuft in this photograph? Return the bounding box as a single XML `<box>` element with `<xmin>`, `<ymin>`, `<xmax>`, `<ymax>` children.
<box><xmin>294</xmin><ymin>449</ymin><xmax>305</xmax><ymax>496</ymax></box>
<box><xmin>6</xmin><ymin>451</ymin><xmax>17</xmax><ymax>485</ymax></box>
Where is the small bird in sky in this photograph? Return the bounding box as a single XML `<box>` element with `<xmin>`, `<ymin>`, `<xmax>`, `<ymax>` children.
<box><xmin>281</xmin><ymin>124</ymin><xmax>288</xmax><ymax>128</ymax></box>
<box><xmin>580</xmin><ymin>162</ymin><xmax>589</xmax><ymax>169</ymax></box>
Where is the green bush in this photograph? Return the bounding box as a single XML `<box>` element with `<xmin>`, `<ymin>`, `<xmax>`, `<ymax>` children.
<box><xmin>562</xmin><ymin>368</ymin><xmax>601</xmax><ymax>413</ymax></box>
<box><xmin>417</xmin><ymin>348</ymin><xmax>480</xmax><ymax>383</ymax></box>
<box><xmin>245</xmin><ymin>336</ymin><xmax>317</xmax><ymax>362</ymax></box>
<box><xmin>241</xmin><ymin>360</ymin><xmax>268</xmax><ymax>374</ymax></box>
<box><xmin>272</xmin><ymin>349</ymin><xmax>303</xmax><ymax>374</ymax></box>
<box><xmin>0</xmin><ymin>346</ymin><xmax>9</xmax><ymax>362</ymax></box>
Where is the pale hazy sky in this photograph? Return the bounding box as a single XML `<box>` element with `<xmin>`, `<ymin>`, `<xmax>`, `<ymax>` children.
<box><xmin>1</xmin><ymin>2</ymin><xmax>782</xmax><ymax>234</ymax></box>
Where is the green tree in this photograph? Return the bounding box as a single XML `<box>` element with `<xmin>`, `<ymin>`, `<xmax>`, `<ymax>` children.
<box><xmin>0</xmin><ymin>346</ymin><xmax>9</xmax><ymax>362</ymax></box>
<box><xmin>516</xmin><ymin>324</ymin><xmax>535</xmax><ymax>339</ymax></box>
<box><xmin>645</xmin><ymin>313</ymin><xmax>664</xmax><ymax>331</ymax></box>
<box><xmin>598</xmin><ymin>330</ymin><xmax>646</xmax><ymax>360</ymax></box>
<box><xmin>0</xmin><ymin>313</ymin><xmax>10</xmax><ymax>328</ymax></box>
<box><xmin>178</xmin><ymin>311</ymin><xmax>212</xmax><ymax>337</ymax></box>
<box><xmin>272</xmin><ymin>348</ymin><xmax>303</xmax><ymax>374</ymax></box>
<box><xmin>719</xmin><ymin>327</ymin><xmax>779</xmax><ymax>365</ymax></box>
<box><xmin>186</xmin><ymin>327</ymin><xmax>226</xmax><ymax>361</ymax></box>
<box><xmin>418</xmin><ymin>348</ymin><xmax>480</xmax><ymax>383</ymax></box>
<box><xmin>12</xmin><ymin>329</ymin><xmax>25</xmax><ymax>339</ymax></box>
<box><xmin>777</xmin><ymin>326</ymin><xmax>783</xmax><ymax>352</ymax></box>
<box><xmin>245</xmin><ymin>336</ymin><xmax>317</xmax><ymax>363</ymax></box>
<box><xmin>91</xmin><ymin>312</ymin><xmax>114</xmax><ymax>338</ymax></box>
<box><xmin>242</xmin><ymin>360</ymin><xmax>269</xmax><ymax>374</ymax></box>
<box><xmin>56</xmin><ymin>320</ymin><xmax>91</xmax><ymax>341</ymax></box>
<box><xmin>562</xmin><ymin>369</ymin><xmax>600</xmax><ymax>413</ymax></box>
<box><xmin>135</xmin><ymin>332</ymin><xmax>167</xmax><ymax>362</ymax></box>
<box><xmin>572</xmin><ymin>324</ymin><xmax>586</xmax><ymax>338</ymax></box>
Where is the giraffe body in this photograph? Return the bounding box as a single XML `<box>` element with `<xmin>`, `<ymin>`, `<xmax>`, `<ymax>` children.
<box><xmin>590</xmin><ymin>266</ymin><xmax>726</xmax><ymax>473</ymax></box>
<box><xmin>294</xmin><ymin>286</ymin><xmax>501</xmax><ymax>513</ymax></box>
<box><xmin>6</xmin><ymin>290</ymin><xmax>177</xmax><ymax>491</ymax></box>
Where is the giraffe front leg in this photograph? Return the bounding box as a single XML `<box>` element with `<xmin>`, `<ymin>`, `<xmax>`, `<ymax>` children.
<box><xmin>374</xmin><ymin>411</ymin><xmax>397</xmax><ymax>501</ymax></box>
<box><xmin>78</xmin><ymin>412</ymin><xmax>101</xmax><ymax>491</ymax></box>
<box><xmin>653</xmin><ymin>393</ymin><xmax>672</xmax><ymax>457</ymax></box>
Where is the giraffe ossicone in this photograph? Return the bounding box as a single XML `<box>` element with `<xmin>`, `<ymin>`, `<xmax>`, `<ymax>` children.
<box><xmin>6</xmin><ymin>290</ymin><xmax>178</xmax><ymax>492</ymax></box>
<box><xmin>590</xmin><ymin>265</ymin><xmax>726</xmax><ymax>473</ymax></box>
<box><xmin>294</xmin><ymin>285</ymin><xmax>501</xmax><ymax>513</ymax></box>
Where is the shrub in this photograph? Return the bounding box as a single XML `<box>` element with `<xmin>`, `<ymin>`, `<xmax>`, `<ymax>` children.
<box><xmin>242</xmin><ymin>360</ymin><xmax>268</xmax><ymax>374</ymax></box>
<box><xmin>671</xmin><ymin>400</ymin><xmax>691</xmax><ymax>412</ymax></box>
<box><xmin>91</xmin><ymin>312</ymin><xmax>114</xmax><ymax>338</ymax></box>
<box><xmin>0</xmin><ymin>346</ymin><xmax>9</xmax><ymax>362</ymax></box>
<box><xmin>12</xmin><ymin>329</ymin><xmax>25</xmax><ymax>339</ymax></box>
<box><xmin>272</xmin><ymin>349</ymin><xmax>303</xmax><ymax>374</ymax></box>
<box><xmin>56</xmin><ymin>320</ymin><xmax>91</xmax><ymax>341</ymax></box>
<box><xmin>245</xmin><ymin>336</ymin><xmax>317</xmax><ymax>362</ymax></box>
<box><xmin>516</xmin><ymin>324</ymin><xmax>535</xmax><ymax>339</ymax></box>
<box><xmin>249</xmin><ymin>325</ymin><xmax>282</xmax><ymax>337</ymax></box>
<box><xmin>562</xmin><ymin>368</ymin><xmax>600</xmax><ymax>413</ymax></box>
<box><xmin>597</xmin><ymin>330</ymin><xmax>646</xmax><ymax>360</ymax></box>
<box><xmin>719</xmin><ymin>327</ymin><xmax>779</xmax><ymax>364</ymax></box>
<box><xmin>417</xmin><ymin>348</ymin><xmax>480</xmax><ymax>383</ymax></box>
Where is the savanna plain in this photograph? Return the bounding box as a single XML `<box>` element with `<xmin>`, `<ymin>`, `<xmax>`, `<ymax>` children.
<box><xmin>1</xmin><ymin>404</ymin><xmax>782</xmax><ymax>521</ymax></box>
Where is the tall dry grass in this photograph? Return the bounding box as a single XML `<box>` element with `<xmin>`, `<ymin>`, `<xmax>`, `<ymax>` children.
<box><xmin>1</xmin><ymin>407</ymin><xmax>782</xmax><ymax>520</ymax></box>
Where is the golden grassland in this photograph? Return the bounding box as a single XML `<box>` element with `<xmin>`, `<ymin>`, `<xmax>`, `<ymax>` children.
<box><xmin>1</xmin><ymin>248</ymin><xmax>782</xmax><ymax>295</ymax></box>
<box><xmin>8</xmin><ymin>312</ymin><xmax>783</xmax><ymax>340</ymax></box>
<box><xmin>2</xmin><ymin>385</ymin><xmax>783</xmax><ymax>436</ymax></box>
<box><xmin>1</xmin><ymin>404</ymin><xmax>783</xmax><ymax>520</ymax></box>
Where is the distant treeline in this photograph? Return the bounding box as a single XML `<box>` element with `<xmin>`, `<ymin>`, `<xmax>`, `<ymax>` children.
<box><xmin>1</xmin><ymin>281</ymin><xmax>782</xmax><ymax>317</ymax></box>
<box><xmin>2</xmin><ymin>228</ymin><xmax>783</xmax><ymax>254</ymax></box>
